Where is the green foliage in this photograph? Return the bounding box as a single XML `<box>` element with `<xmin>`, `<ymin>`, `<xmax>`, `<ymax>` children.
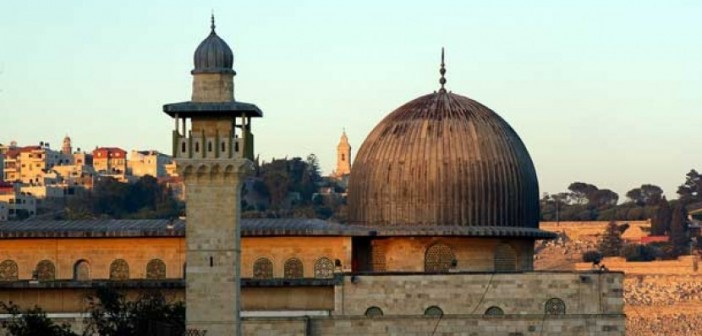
<box><xmin>582</xmin><ymin>250</ymin><xmax>602</xmax><ymax>263</ymax></box>
<box><xmin>621</xmin><ymin>244</ymin><xmax>658</xmax><ymax>262</ymax></box>
<box><xmin>677</xmin><ymin>169</ymin><xmax>702</xmax><ymax>203</ymax></box>
<box><xmin>669</xmin><ymin>203</ymin><xmax>689</xmax><ymax>255</ymax></box>
<box><xmin>0</xmin><ymin>301</ymin><xmax>77</xmax><ymax>336</ymax></box>
<box><xmin>84</xmin><ymin>287</ymin><xmax>184</xmax><ymax>336</ymax></box>
<box><xmin>598</xmin><ymin>221</ymin><xmax>623</xmax><ymax>257</ymax></box>
<box><xmin>651</xmin><ymin>197</ymin><xmax>672</xmax><ymax>236</ymax></box>
<box><xmin>626</xmin><ymin>184</ymin><xmax>663</xmax><ymax>206</ymax></box>
<box><xmin>64</xmin><ymin>176</ymin><xmax>181</xmax><ymax>220</ymax></box>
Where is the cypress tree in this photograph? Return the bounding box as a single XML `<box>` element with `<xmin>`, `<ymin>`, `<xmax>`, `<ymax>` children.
<box><xmin>670</xmin><ymin>203</ymin><xmax>689</xmax><ymax>255</ymax></box>
<box><xmin>598</xmin><ymin>220</ymin><xmax>624</xmax><ymax>257</ymax></box>
<box><xmin>651</xmin><ymin>197</ymin><xmax>672</xmax><ymax>236</ymax></box>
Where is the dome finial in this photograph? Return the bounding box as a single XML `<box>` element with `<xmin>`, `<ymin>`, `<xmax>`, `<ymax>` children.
<box><xmin>439</xmin><ymin>47</ymin><xmax>447</xmax><ymax>93</ymax></box>
<box><xmin>210</xmin><ymin>12</ymin><xmax>216</xmax><ymax>33</ymax></box>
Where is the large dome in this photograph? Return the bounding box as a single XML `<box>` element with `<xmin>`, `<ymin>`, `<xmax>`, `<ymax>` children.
<box><xmin>347</xmin><ymin>91</ymin><xmax>540</xmax><ymax>229</ymax></box>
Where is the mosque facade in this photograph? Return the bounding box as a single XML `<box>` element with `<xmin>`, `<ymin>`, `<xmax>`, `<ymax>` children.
<box><xmin>0</xmin><ymin>18</ymin><xmax>625</xmax><ymax>336</ymax></box>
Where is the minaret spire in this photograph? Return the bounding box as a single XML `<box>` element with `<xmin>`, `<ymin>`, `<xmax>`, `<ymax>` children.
<box><xmin>210</xmin><ymin>12</ymin><xmax>216</xmax><ymax>33</ymax></box>
<box><xmin>439</xmin><ymin>47</ymin><xmax>447</xmax><ymax>93</ymax></box>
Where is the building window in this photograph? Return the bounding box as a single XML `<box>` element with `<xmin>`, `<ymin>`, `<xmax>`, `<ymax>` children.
<box><xmin>36</xmin><ymin>260</ymin><xmax>56</xmax><ymax>281</ymax></box>
<box><xmin>424</xmin><ymin>306</ymin><xmax>443</xmax><ymax>317</ymax></box>
<box><xmin>146</xmin><ymin>259</ymin><xmax>167</xmax><ymax>279</ymax></box>
<box><xmin>545</xmin><ymin>298</ymin><xmax>566</xmax><ymax>315</ymax></box>
<box><xmin>484</xmin><ymin>306</ymin><xmax>504</xmax><ymax>316</ymax></box>
<box><xmin>341</xmin><ymin>154</ymin><xmax>345</xmax><ymax>161</ymax></box>
<box><xmin>494</xmin><ymin>243</ymin><xmax>517</xmax><ymax>272</ymax></box>
<box><xmin>284</xmin><ymin>258</ymin><xmax>304</xmax><ymax>279</ymax></box>
<box><xmin>74</xmin><ymin>260</ymin><xmax>90</xmax><ymax>281</ymax></box>
<box><xmin>195</xmin><ymin>142</ymin><xmax>200</xmax><ymax>153</ymax></box>
<box><xmin>181</xmin><ymin>143</ymin><xmax>186</xmax><ymax>153</ymax></box>
<box><xmin>253</xmin><ymin>258</ymin><xmax>273</xmax><ymax>279</ymax></box>
<box><xmin>365</xmin><ymin>306</ymin><xmax>384</xmax><ymax>317</ymax></box>
<box><xmin>424</xmin><ymin>243</ymin><xmax>455</xmax><ymax>272</ymax></box>
<box><xmin>208</xmin><ymin>141</ymin><xmax>213</xmax><ymax>152</ymax></box>
<box><xmin>314</xmin><ymin>257</ymin><xmax>334</xmax><ymax>279</ymax></box>
<box><xmin>221</xmin><ymin>142</ymin><xmax>226</xmax><ymax>152</ymax></box>
<box><xmin>0</xmin><ymin>260</ymin><xmax>18</xmax><ymax>281</ymax></box>
<box><xmin>109</xmin><ymin>259</ymin><xmax>130</xmax><ymax>280</ymax></box>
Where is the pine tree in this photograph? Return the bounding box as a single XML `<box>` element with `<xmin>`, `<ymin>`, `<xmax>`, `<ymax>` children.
<box><xmin>651</xmin><ymin>197</ymin><xmax>672</xmax><ymax>236</ymax></box>
<box><xmin>670</xmin><ymin>203</ymin><xmax>689</xmax><ymax>255</ymax></box>
<box><xmin>598</xmin><ymin>220</ymin><xmax>623</xmax><ymax>257</ymax></box>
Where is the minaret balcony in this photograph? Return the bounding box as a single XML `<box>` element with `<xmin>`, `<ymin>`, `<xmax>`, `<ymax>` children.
<box><xmin>173</xmin><ymin>132</ymin><xmax>245</xmax><ymax>160</ymax></box>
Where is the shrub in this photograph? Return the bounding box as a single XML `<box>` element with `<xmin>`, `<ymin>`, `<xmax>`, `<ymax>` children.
<box><xmin>622</xmin><ymin>244</ymin><xmax>658</xmax><ymax>262</ymax></box>
<box><xmin>582</xmin><ymin>250</ymin><xmax>603</xmax><ymax>263</ymax></box>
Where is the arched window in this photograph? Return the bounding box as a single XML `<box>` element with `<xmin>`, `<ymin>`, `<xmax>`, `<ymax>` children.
<box><xmin>424</xmin><ymin>243</ymin><xmax>455</xmax><ymax>272</ymax></box>
<box><xmin>314</xmin><ymin>257</ymin><xmax>334</xmax><ymax>279</ymax></box>
<box><xmin>0</xmin><ymin>260</ymin><xmax>18</xmax><ymax>281</ymax></box>
<box><xmin>195</xmin><ymin>142</ymin><xmax>200</xmax><ymax>152</ymax></box>
<box><xmin>365</xmin><ymin>306</ymin><xmax>384</xmax><ymax>317</ymax></box>
<box><xmin>253</xmin><ymin>258</ymin><xmax>273</xmax><ymax>279</ymax></box>
<box><xmin>494</xmin><ymin>243</ymin><xmax>517</xmax><ymax>272</ymax></box>
<box><xmin>341</xmin><ymin>154</ymin><xmax>345</xmax><ymax>161</ymax></box>
<box><xmin>484</xmin><ymin>306</ymin><xmax>504</xmax><ymax>316</ymax></box>
<box><xmin>181</xmin><ymin>142</ymin><xmax>186</xmax><ymax>153</ymax></box>
<box><xmin>545</xmin><ymin>298</ymin><xmax>566</xmax><ymax>315</ymax></box>
<box><xmin>146</xmin><ymin>259</ymin><xmax>166</xmax><ymax>279</ymax></box>
<box><xmin>74</xmin><ymin>260</ymin><xmax>90</xmax><ymax>281</ymax></box>
<box><xmin>221</xmin><ymin>142</ymin><xmax>226</xmax><ymax>152</ymax></box>
<box><xmin>284</xmin><ymin>258</ymin><xmax>303</xmax><ymax>279</ymax></box>
<box><xmin>109</xmin><ymin>259</ymin><xmax>130</xmax><ymax>280</ymax></box>
<box><xmin>424</xmin><ymin>306</ymin><xmax>443</xmax><ymax>317</ymax></box>
<box><xmin>36</xmin><ymin>260</ymin><xmax>56</xmax><ymax>281</ymax></box>
<box><xmin>208</xmin><ymin>141</ymin><xmax>213</xmax><ymax>152</ymax></box>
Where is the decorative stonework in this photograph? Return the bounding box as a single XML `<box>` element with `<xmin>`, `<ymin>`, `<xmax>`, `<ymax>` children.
<box><xmin>424</xmin><ymin>306</ymin><xmax>443</xmax><ymax>316</ymax></box>
<box><xmin>545</xmin><ymin>298</ymin><xmax>566</xmax><ymax>315</ymax></box>
<box><xmin>74</xmin><ymin>260</ymin><xmax>90</xmax><ymax>281</ymax></box>
<box><xmin>147</xmin><ymin>259</ymin><xmax>167</xmax><ymax>279</ymax></box>
<box><xmin>253</xmin><ymin>258</ymin><xmax>273</xmax><ymax>279</ymax></box>
<box><xmin>485</xmin><ymin>306</ymin><xmax>504</xmax><ymax>316</ymax></box>
<box><xmin>424</xmin><ymin>243</ymin><xmax>455</xmax><ymax>272</ymax></box>
<box><xmin>365</xmin><ymin>307</ymin><xmax>383</xmax><ymax>317</ymax></box>
<box><xmin>110</xmin><ymin>259</ymin><xmax>130</xmax><ymax>280</ymax></box>
<box><xmin>314</xmin><ymin>258</ymin><xmax>334</xmax><ymax>279</ymax></box>
<box><xmin>178</xmin><ymin>159</ymin><xmax>254</xmax><ymax>184</ymax></box>
<box><xmin>284</xmin><ymin>258</ymin><xmax>303</xmax><ymax>279</ymax></box>
<box><xmin>36</xmin><ymin>260</ymin><xmax>56</xmax><ymax>281</ymax></box>
<box><xmin>0</xmin><ymin>260</ymin><xmax>18</xmax><ymax>281</ymax></box>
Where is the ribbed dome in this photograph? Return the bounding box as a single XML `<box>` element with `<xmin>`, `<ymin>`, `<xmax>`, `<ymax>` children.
<box><xmin>192</xmin><ymin>22</ymin><xmax>234</xmax><ymax>74</ymax></box>
<box><xmin>347</xmin><ymin>91</ymin><xmax>540</xmax><ymax>229</ymax></box>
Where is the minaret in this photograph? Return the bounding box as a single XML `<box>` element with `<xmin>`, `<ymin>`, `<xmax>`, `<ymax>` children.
<box><xmin>335</xmin><ymin>130</ymin><xmax>351</xmax><ymax>177</ymax></box>
<box><xmin>162</xmin><ymin>16</ymin><xmax>262</xmax><ymax>335</ymax></box>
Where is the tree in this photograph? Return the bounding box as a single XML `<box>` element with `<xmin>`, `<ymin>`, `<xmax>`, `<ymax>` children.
<box><xmin>84</xmin><ymin>287</ymin><xmax>184</xmax><ymax>336</ymax></box>
<box><xmin>678</xmin><ymin>169</ymin><xmax>702</xmax><ymax>203</ymax></box>
<box><xmin>626</xmin><ymin>184</ymin><xmax>663</xmax><ymax>206</ymax></box>
<box><xmin>588</xmin><ymin>189</ymin><xmax>619</xmax><ymax>209</ymax></box>
<box><xmin>651</xmin><ymin>197</ymin><xmax>672</xmax><ymax>236</ymax></box>
<box><xmin>669</xmin><ymin>203</ymin><xmax>689</xmax><ymax>255</ymax></box>
<box><xmin>598</xmin><ymin>220</ymin><xmax>623</xmax><ymax>257</ymax></box>
<box><xmin>0</xmin><ymin>301</ymin><xmax>77</xmax><ymax>336</ymax></box>
<box><xmin>568</xmin><ymin>182</ymin><xmax>598</xmax><ymax>205</ymax></box>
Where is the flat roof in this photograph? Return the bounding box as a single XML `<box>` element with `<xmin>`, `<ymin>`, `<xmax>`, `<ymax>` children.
<box><xmin>0</xmin><ymin>219</ymin><xmax>556</xmax><ymax>239</ymax></box>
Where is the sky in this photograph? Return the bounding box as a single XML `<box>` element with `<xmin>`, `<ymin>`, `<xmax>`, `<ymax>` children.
<box><xmin>0</xmin><ymin>1</ymin><xmax>700</xmax><ymax>200</ymax></box>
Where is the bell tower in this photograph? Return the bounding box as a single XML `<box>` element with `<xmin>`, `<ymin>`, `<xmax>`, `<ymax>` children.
<box><xmin>335</xmin><ymin>130</ymin><xmax>351</xmax><ymax>177</ymax></box>
<box><xmin>162</xmin><ymin>16</ymin><xmax>262</xmax><ymax>335</ymax></box>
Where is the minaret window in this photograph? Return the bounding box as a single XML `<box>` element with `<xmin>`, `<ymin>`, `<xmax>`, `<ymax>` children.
<box><xmin>208</xmin><ymin>142</ymin><xmax>213</xmax><ymax>152</ymax></box>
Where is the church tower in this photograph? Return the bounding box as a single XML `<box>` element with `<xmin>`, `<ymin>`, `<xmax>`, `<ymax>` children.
<box><xmin>61</xmin><ymin>135</ymin><xmax>72</xmax><ymax>155</ymax></box>
<box><xmin>162</xmin><ymin>16</ymin><xmax>262</xmax><ymax>335</ymax></box>
<box><xmin>334</xmin><ymin>130</ymin><xmax>351</xmax><ymax>177</ymax></box>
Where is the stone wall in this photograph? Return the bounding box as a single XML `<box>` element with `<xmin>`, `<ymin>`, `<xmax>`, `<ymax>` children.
<box><xmin>0</xmin><ymin>236</ymin><xmax>350</xmax><ymax>280</ymax></box>
<box><xmin>370</xmin><ymin>237</ymin><xmax>534</xmax><ymax>272</ymax></box>
<box><xmin>242</xmin><ymin>314</ymin><xmax>625</xmax><ymax>336</ymax></box>
<box><xmin>575</xmin><ymin>256</ymin><xmax>699</xmax><ymax>275</ymax></box>
<box><xmin>540</xmin><ymin>221</ymin><xmax>650</xmax><ymax>242</ymax></box>
<box><xmin>333</xmin><ymin>272</ymin><xmax>623</xmax><ymax>316</ymax></box>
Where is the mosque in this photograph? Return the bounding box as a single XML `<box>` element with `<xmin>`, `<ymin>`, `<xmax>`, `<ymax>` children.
<box><xmin>0</xmin><ymin>17</ymin><xmax>625</xmax><ymax>335</ymax></box>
